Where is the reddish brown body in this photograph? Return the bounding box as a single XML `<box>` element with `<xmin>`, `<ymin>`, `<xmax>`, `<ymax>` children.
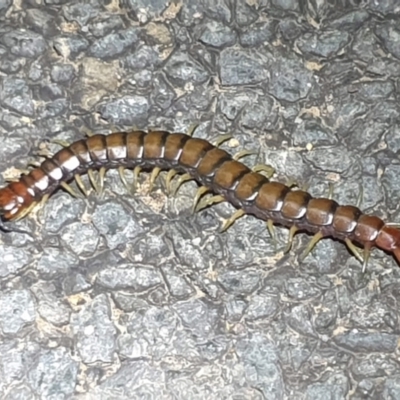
<box><xmin>1</xmin><ymin>131</ymin><xmax>400</xmax><ymax>265</ymax></box>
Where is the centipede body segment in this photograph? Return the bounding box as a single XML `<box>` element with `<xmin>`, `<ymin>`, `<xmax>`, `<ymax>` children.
<box><xmin>1</xmin><ymin>130</ymin><xmax>400</xmax><ymax>269</ymax></box>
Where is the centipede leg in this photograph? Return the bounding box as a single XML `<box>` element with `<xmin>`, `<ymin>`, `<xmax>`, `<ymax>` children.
<box><xmin>13</xmin><ymin>201</ymin><xmax>38</xmax><ymax>221</ymax></box>
<box><xmin>80</xmin><ymin>126</ymin><xmax>95</xmax><ymax>137</ymax></box>
<box><xmin>298</xmin><ymin>231</ymin><xmax>324</xmax><ymax>262</ymax></box>
<box><xmin>356</xmin><ymin>183</ymin><xmax>364</xmax><ymax>208</ymax></box>
<box><xmin>266</xmin><ymin>219</ymin><xmax>277</xmax><ymax>243</ymax></box>
<box><xmin>344</xmin><ymin>238</ymin><xmax>364</xmax><ymax>263</ymax></box>
<box><xmin>327</xmin><ymin>183</ymin><xmax>334</xmax><ymax>200</ymax></box>
<box><xmin>362</xmin><ymin>244</ymin><xmax>371</xmax><ymax>273</ymax></box>
<box><xmin>118</xmin><ymin>166</ymin><xmax>130</xmax><ymax>192</ymax></box>
<box><xmin>284</xmin><ymin>225</ymin><xmax>299</xmax><ymax>253</ymax></box>
<box><xmin>186</xmin><ymin>123</ymin><xmax>199</xmax><ymax>137</ymax></box>
<box><xmin>35</xmin><ymin>148</ymin><xmax>54</xmax><ymax>158</ymax></box>
<box><xmin>60</xmin><ymin>181</ymin><xmax>83</xmax><ymax>198</ymax></box>
<box><xmin>51</xmin><ymin>139</ymin><xmax>70</xmax><ymax>148</ymax></box>
<box><xmin>252</xmin><ymin>164</ymin><xmax>275</xmax><ymax>179</ymax></box>
<box><xmin>233</xmin><ymin>150</ymin><xmax>257</xmax><ymax>161</ymax></box>
<box><xmin>98</xmin><ymin>167</ymin><xmax>106</xmax><ymax>194</ymax></box>
<box><xmin>385</xmin><ymin>222</ymin><xmax>400</xmax><ymax>228</ymax></box>
<box><xmin>88</xmin><ymin>169</ymin><xmax>100</xmax><ymax>193</ymax></box>
<box><xmin>132</xmin><ymin>166</ymin><xmax>142</xmax><ymax>192</ymax></box>
<box><xmin>195</xmin><ymin>194</ymin><xmax>225</xmax><ymax>212</ymax></box>
<box><xmin>192</xmin><ymin>186</ymin><xmax>210</xmax><ymax>213</ymax></box>
<box><xmin>27</xmin><ymin>160</ymin><xmax>42</xmax><ymax>168</ymax></box>
<box><xmin>149</xmin><ymin>167</ymin><xmax>161</xmax><ymax>191</ymax></box>
<box><xmin>165</xmin><ymin>169</ymin><xmax>178</xmax><ymax>194</ymax></box>
<box><xmin>73</xmin><ymin>174</ymin><xmax>88</xmax><ymax>197</ymax></box>
<box><xmin>220</xmin><ymin>209</ymin><xmax>246</xmax><ymax>232</ymax></box>
<box><xmin>213</xmin><ymin>134</ymin><xmax>232</xmax><ymax>147</ymax></box>
<box><xmin>172</xmin><ymin>173</ymin><xmax>193</xmax><ymax>197</ymax></box>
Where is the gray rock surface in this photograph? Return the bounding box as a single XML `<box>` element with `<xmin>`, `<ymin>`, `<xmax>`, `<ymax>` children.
<box><xmin>1</xmin><ymin>1</ymin><xmax>400</xmax><ymax>399</ymax></box>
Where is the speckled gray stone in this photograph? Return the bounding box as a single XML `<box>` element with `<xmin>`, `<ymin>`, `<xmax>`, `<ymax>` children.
<box><xmin>0</xmin><ymin>290</ymin><xmax>35</xmax><ymax>335</ymax></box>
<box><xmin>239</xmin><ymin>21</ymin><xmax>276</xmax><ymax>47</ymax></box>
<box><xmin>268</xmin><ymin>56</ymin><xmax>314</xmax><ymax>102</ymax></box>
<box><xmin>0</xmin><ymin>0</ymin><xmax>11</xmax><ymax>11</ymax></box>
<box><xmin>198</xmin><ymin>20</ymin><xmax>237</xmax><ymax>48</ymax></box>
<box><xmin>165</xmin><ymin>51</ymin><xmax>210</xmax><ymax>85</ymax></box>
<box><xmin>0</xmin><ymin>77</ymin><xmax>35</xmax><ymax>117</ymax></box>
<box><xmin>71</xmin><ymin>294</ymin><xmax>116</xmax><ymax>364</ymax></box>
<box><xmin>24</xmin><ymin>8</ymin><xmax>58</xmax><ymax>36</ymax></box>
<box><xmin>50</xmin><ymin>63</ymin><xmax>76</xmax><ymax>83</ymax></box>
<box><xmin>1</xmin><ymin>29</ymin><xmax>46</xmax><ymax>58</ymax></box>
<box><xmin>89</xmin><ymin>27</ymin><xmax>140</xmax><ymax>59</ymax></box>
<box><xmin>96</xmin><ymin>263</ymin><xmax>162</xmax><ymax>291</ymax></box>
<box><xmin>27</xmin><ymin>347</ymin><xmax>78</xmax><ymax>399</ymax></box>
<box><xmin>53</xmin><ymin>34</ymin><xmax>90</xmax><ymax>59</ymax></box>
<box><xmin>0</xmin><ymin>246</ymin><xmax>31</xmax><ymax>278</ymax></box>
<box><xmin>62</xmin><ymin>2</ymin><xmax>99</xmax><ymax>27</ymax></box>
<box><xmin>333</xmin><ymin>331</ymin><xmax>399</xmax><ymax>353</ymax></box>
<box><xmin>60</xmin><ymin>222</ymin><xmax>100</xmax><ymax>256</ymax></box>
<box><xmin>98</xmin><ymin>95</ymin><xmax>150</xmax><ymax>125</ymax></box>
<box><xmin>296</xmin><ymin>30</ymin><xmax>351</xmax><ymax>58</ymax></box>
<box><xmin>236</xmin><ymin>334</ymin><xmax>284</xmax><ymax>398</ymax></box>
<box><xmin>1</xmin><ymin>2</ymin><xmax>400</xmax><ymax>398</ymax></box>
<box><xmin>219</xmin><ymin>47</ymin><xmax>271</xmax><ymax>86</ymax></box>
<box><xmin>91</xmin><ymin>202</ymin><xmax>144</xmax><ymax>249</ymax></box>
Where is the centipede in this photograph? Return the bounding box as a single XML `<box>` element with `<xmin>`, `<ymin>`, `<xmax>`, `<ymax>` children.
<box><xmin>1</xmin><ymin>128</ymin><xmax>400</xmax><ymax>271</ymax></box>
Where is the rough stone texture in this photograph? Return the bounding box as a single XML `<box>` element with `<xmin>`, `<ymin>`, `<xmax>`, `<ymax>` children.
<box><xmin>1</xmin><ymin>2</ymin><xmax>400</xmax><ymax>400</ymax></box>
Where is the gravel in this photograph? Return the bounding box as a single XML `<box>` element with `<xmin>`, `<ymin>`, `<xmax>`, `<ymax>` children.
<box><xmin>1</xmin><ymin>1</ymin><xmax>400</xmax><ymax>399</ymax></box>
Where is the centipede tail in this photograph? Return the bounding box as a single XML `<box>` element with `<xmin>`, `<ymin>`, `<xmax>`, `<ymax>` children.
<box><xmin>1</xmin><ymin>130</ymin><xmax>400</xmax><ymax>268</ymax></box>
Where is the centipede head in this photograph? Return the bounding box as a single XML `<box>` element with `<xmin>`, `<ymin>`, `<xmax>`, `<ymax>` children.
<box><xmin>0</xmin><ymin>186</ymin><xmax>20</xmax><ymax>221</ymax></box>
<box><xmin>0</xmin><ymin>187</ymin><xmax>34</xmax><ymax>235</ymax></box>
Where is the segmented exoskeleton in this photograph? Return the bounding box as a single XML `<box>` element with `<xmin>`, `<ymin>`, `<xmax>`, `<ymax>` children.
<box><xmin>1</xmin><ymin>129</ymin><xmax>400</xmax><ymax>270</ymax></box>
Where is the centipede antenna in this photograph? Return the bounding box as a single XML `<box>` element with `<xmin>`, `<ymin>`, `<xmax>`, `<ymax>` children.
<box><xmin>212</xmin><ymin>134</ymin><xmax>232</xmax><ymax>147</ymax></box>
<box><xmin>220</xmin><ymin>209</ymin><xmax>245</xmax><ymax>232</ymax></box>
<box><xmin>149</xmin><ymin>167</ymin><xmax>161</xmax><ymax>192</ymax></box>
<box><xmin>299</xmin><ymin>231</ymin><xmax>324</xmax><ymax>262</ymax></box>
<box><xmin>165</xmin><ymin>169</ymin><xmax>178</xmax><ymax>194</ymax></box>
<box><xmin>88</xmin><ymin>169</ymin><xmax>99</xmax><ymax>192</ymax></box>
<box><xmin>192</xmin><ymin>186</ymin><xmax>210</xmax><ymax>213</ymax></box>
<box><xmin>284</xmin><ymin>225</ymin><xmax>298</xmax><ymax>253</ymax></box>
<box><xmin>118</xmin><ymin>166</ymin><xmax>130</xmax><ymax>192</ymax></box>
<box><xmin>195</xmin><ymin>194</ymin><xmax>225</xmax><ymax>212</ymax></box>
<box><xmin>344</xmin><ymin>238</ymin><xmax>364</xmax><ymax>263</ymax></box>
<box><xmin>171</xmin><ymin>173</ymin><xmax>192</xmax><ymax>197</ymax></box>
<box><xmin>252</xmin><ymin>164</ymin><xmax>275</xmax><ymax>179</ymax></box>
